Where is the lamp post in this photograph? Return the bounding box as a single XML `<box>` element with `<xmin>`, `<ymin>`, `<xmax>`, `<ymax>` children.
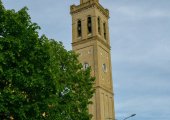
<box><xmin>123</xmin><ymin>114</ymin><xmax>136</xmax><ymax>120</ymax></box>
<box><xmin>106</xmin><ymin>114</ymin><xmax>136</xmax><ymax>120</ymax></box>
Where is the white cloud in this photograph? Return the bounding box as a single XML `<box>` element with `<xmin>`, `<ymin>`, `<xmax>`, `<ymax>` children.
<box><xmin>2</xmin><ymin>0</ymin><xmax>170</xmax><ymax>120</ymax></box>
<box><xmin>115</xmin><ymin>95</ymin><xmax>170</xmax><ymax>119</ymax></box>
<box><xmin>148</xmin><ymin>9</ymin><xmax>170</xmax><ymax>17</ymax></box>
<box><xmin>109</xmin><ymin>5</ymin><xmax>170</xmax><ymax>21</ymax></box>
<box><xmin>116</xmin><ymin>96</ymin><xmax>170</xmax><ymax>113</ymax></box>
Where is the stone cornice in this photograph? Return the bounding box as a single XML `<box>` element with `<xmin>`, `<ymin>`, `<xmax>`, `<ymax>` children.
<box><xmin>70</xmin><ymin>1</ymin><xmax>109</xmax><ymax>18</ymax></box>
<box><xmin>72</xmin><ymin>35</ymin><xmax>111</xmax><ymax>50</ymax></box>
<box><xmin>95</xmin><ymin>85</ymin><xmax>114</xmax><ymax>95</ymax></box>
<box><xmin>97</xmin><ymin>35</ymin><xmax>111</xmax><ymax>50</ymax></box>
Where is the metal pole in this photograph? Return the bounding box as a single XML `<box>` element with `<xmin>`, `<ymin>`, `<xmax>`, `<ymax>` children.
<box><xmin>123</xmin><ymin>114</ymin><xmax>136</xmax><ymax>120</ymax></box>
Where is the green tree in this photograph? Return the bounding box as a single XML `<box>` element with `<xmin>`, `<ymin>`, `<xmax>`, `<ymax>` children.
<box><xmin>0</xmin><ymin>1</ymin><xmax>95</xmax><ymax>120</ymax></box>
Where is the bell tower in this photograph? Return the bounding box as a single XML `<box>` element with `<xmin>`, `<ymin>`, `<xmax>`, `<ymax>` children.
<box><xmin>80</xmin><ymin>0</ymin><xmax>99</xmax><ymax>4</ymax></box>
<box><xmin>70</xmin><ymin>0</ymin><xmax>115</xmax><ymax>120</ymax></box>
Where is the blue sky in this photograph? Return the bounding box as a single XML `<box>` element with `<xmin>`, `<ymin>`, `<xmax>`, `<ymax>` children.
<box><xmin>2</xmin><ymin>0</ymin><xmax>170</xmax><ymax>120</ymax></box>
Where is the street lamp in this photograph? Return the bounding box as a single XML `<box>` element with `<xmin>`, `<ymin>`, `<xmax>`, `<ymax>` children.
<box><xmin>123</xmin><ymin>114</ymin><xmax>136</xmax><ymax>120</ymax></box>
<box><xmin>106</xmin><ymin>114</ymin><xmax>136</xmax><ymax>120</ymax></box>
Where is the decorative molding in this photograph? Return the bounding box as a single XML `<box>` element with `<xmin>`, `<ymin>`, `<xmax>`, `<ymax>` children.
<box><xmin>70</xmin><ymin>1</ymin><xmax>109</xmax><ymax>18</ymax></box>
<box><xmin>95</xmin><ymin>85</ymin><xmax>114</xmax><ymax>95</ymax></box>
<box><xmin>72</xmin><ymin>35</ymin><xmax>111</xmax><ymax>50</ymax></box>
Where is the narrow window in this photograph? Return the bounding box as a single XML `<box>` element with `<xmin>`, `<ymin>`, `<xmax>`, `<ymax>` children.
<box><xmin>83</xmin><ymin>63</ymin><xmax>89</xmax><ymax>69</ymax></box>
<box><xmin>103</xmin><ymin>22</ymin><xmax>106</xmax><ymax>39</ymax></box>
<box><xmin>77</xmin><ymin>20</ymin><xmax>82</xmax><ymax>37</ymax></box>
<box><xmin>98</xmin><ymin>17</ymin><xmax>101</xmax><ymax>35</ymax></box>
<box><xmin>102</xmin><ymin>63</ymin><xmax>107</xmax><ymax>72</ymax></box>
<box><xmin>87</xmin><ymin>16</ymin><xmax>92</xmax><ymax>34</ymax></box>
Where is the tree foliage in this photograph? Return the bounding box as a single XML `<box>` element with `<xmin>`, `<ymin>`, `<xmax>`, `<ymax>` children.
<box><xmin>0</xmin><ymin>1</ymin><xmax>95</xmax><ymax>120</ymax></box>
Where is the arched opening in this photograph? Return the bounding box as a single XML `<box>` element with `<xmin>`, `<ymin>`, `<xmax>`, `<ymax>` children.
<box><xmin>87</xmin><ymin>16</ymin><xmax>92</xmax><ymax>34</ymax></box>
<box><xmin>77</xmin><ymin>20</ymin><xmax>82</xmax><ymax>37</ymax></box>
<box><xmin>83</xmin><ymin>62</ymin><xmax>89</xmax><ymax>69</ymax></box>
<box><xmin>102</xmin><ymin>63</ymin><xmax>107</xmax><ymax>72</ymax></box>
<box><xmin>98</xmin><ymin>17</ymin><xmax>101</xmax><ymax>35</ymax></box>
<box><xmin>103</xmin><ymin>22</ymin><xmax>107</xmax><ymax>40</ymax></box>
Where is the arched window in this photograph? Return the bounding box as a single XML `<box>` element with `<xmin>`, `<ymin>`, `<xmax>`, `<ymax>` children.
<box><xmin>103</xmin><ymin>22</ymin><xmax>106</xmax><ymax>39</ymax></box>
<box><xmin>102</xmin><ymin>63</ymin><xmax>107</xmax><ymax>72</ymax></box>
<box><xmin>87</xmin><ymin>16</ymin><xmax>92</xmax><ymax>34</ymax></box>
<box><xmin>98</xmin><ymin>17</ymin><xmax>101</xmax><ymax>35</ymax></box>
<box><xmin>83</xmin><ymin>62</ymin><xmax>89</xmax><ymax>69</ymax></box>
<box><xmin>77</xmin><ymin>20</ymin><xmax>82</xmax><ymax>37</ymax></box>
